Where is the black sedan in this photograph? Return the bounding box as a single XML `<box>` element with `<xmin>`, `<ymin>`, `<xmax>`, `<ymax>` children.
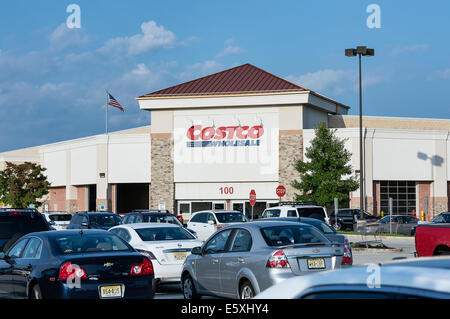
<box><xmin>0</xmin><ymin>230</ymin><xmax>154</xmax><ymax>299</ymax></box>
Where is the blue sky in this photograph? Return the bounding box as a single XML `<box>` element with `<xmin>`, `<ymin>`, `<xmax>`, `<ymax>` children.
<box><xmin>0</xmin><ymin>0</ymin><xmax>449</xmax><ymax>152</ymax></box>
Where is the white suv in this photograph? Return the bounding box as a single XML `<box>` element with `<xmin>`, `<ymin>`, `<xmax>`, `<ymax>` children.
<box><xmin>261</xmin><ymin>202</ymin><xmax>330</xmax><ymax>224</ymax></box>
<box><xmin>187</xmin><ymin>210</ymin><xmax>248</xmax><ymax>241</ymax></box>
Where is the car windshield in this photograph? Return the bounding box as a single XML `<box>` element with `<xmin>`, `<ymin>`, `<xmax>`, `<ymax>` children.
<box><xmin>0</xmin><ymin>213</ymin><xmax>49</xmax><ymax>239</ymax></box>
<box><xmin>262</xmin><ymin>209</ymin><xmax>281</xmax><ymax>218</ymax></box>
<box><xmin>301</xmin><ymin>219</ymin><xmax>336</xmax><ymax>234</ymax></box>
<box><xmin>261</xmin><ymin>225</ymin><xmax>328</xmax><ymax>247</ymax></box>
<box><xmin>135</xmin><ymin>227</ymin><xmax>195</xmax><ymax>241</ymax></box>
<box><xmin>433</xmin><ymin>214</ymin><xmax>450</xmax><ymax>223</ymax></box>
<box><xmin>143</xmin><ymin>214</ymin><xmax>182</xmax><ymax>226</ymax></box>
<box><xmin>215</xmin><ymin>212</ymin><xmax>248</xmax><ymax>223</ymax></box>
<box><xmin>53</xmin><ymin>233</ymin><xmax>132</xmax><ymax>254</ymax></box>
<box><xmin>49</xmin><ymin>214</ymin><xmax>72</xmax><ymax>222</ymax></box>
<box><xmin>89</xmin><ymin>214</ymin><xmax>122</xmax><ymax>227</ymax></box>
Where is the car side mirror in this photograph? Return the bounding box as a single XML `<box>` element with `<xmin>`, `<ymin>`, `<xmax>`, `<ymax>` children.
<box><xmin>81</xmin><ymin>222</ymin><xmax>89</xmax><ymax>228</ymax></box>
<box><xmin>207</xmin><ymin>220</ymin><xmax>215</xmax><ymax>225</ymax></box>
<box><xmin>49</xmin><ymin>220</ymin><xmax>56</xmax><ymax>226</ymax></box>
<box><xmin>191</xmin><ymin>246</ymin><xmax>202</xmax><ymax>256</ymax></box>
<box><xmin>0</xmin><ymin>252</ymin><xmax>5</xmax><ymax>260</ymax></box>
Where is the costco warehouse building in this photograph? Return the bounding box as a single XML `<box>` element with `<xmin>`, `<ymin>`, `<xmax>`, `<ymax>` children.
<box><xmin>1</xmin><ymin>64</ymin><xmax>449</xmax><ymax>221</ymax></box>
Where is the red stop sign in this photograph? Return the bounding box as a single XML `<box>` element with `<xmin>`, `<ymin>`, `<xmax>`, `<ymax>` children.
<box><xmin>249</xmin><ymin>189</ymin><xmax>256</xmax><ymax>206</ymax></box>
<box><xmin>276</xmin><ymin>185</ymin><xmax>286</xmax><ymax>198</ymax></box>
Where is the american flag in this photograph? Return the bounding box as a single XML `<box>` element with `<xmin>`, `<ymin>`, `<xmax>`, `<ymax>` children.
<box><xmin>108</xmin><ymin>93</ymin><xmax>124</xmax><ymax>112</ymax></box>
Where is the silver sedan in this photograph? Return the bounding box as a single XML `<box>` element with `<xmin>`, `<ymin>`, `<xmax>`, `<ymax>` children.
<box><xmin>181</xmin><ymin>221</ymin><xmax>344</xmax><ymax>299</ymax></box>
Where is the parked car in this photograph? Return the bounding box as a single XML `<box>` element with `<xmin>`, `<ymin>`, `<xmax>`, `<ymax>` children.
<box><xmin>67</xmin><ymin>212</ymin><xmax>122</xmax><ymax>230</ymax></box>
<box><xmin>415</xmin><ymin>224</ymin><xmax>450</xmax><ymax>257</ymax></box>
<box><xmin>261</xmin><ymin>217</ymin><xmax>352</xmax><ymax>265</ymax></box>
<box><xmin>187</xmin><ymin>210</ymin><xmax>248</xmax><ymax>242</ymax></box>
<box><xmin>261</xmin><ymin>201</ymin><xmax>329</xmax><ymax>224</ymax></box>
<box><xmin>411</xmin><ymin>212</ymin><xmax>450</xmax><ymax>236</ymax></box>
<box><xmin>377</xmin><ymin>215</ymin><xmax>419</xmax><ymax>236</ymax></box>
<box><xmin>254</xmin><ymin>263</ymin><xmax>450</xmax><ymax>299</ymax></box>
<box><xmin>110</xmin><ymin>223</ymin><xmax>202</xmax><ymax>287</ymax></box>
<box><xmin>430</xmin><ymin>212</ymin><xmax>450</xmax><ymax>224</ymax></box>
<box><xmin>181</xmin><ymin>221</ymin><xmax>344</xmax><ymax>299</ymax></box>
<box><xmin>0</xmin><ymin>229</ymin><xmax>154</xmax><ymax>299</ymax></box>
<box><xmin>328</xmin><ymin>209</ymin><xmax>379</xmax><ymax>231</ymax></box>
<box><xmin>122</xmin><ymin>211</ymin><xmax>197</xmax><ymax>237</ymax></box>
<box><xmin>42</xmin><ymin>211</ymin><xmax>72</xmax><ymax>230</ymax></box>
<box><xmin>0</xmin><ymin>208</ymin><xmax>52</xmax><ymax>252</ymax></box>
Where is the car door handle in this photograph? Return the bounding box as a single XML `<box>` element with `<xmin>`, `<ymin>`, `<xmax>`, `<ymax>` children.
<box><xmin>237</xmin><ymin>257</ymin><xmax>245</xmax><ymax>263</ymax></box>
<box><xmin>212</xmin><ymin>259</ymin><xmax>219</xmax><ymax>264</ymax></box>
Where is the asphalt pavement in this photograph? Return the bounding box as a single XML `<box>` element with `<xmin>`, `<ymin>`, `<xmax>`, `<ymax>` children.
<box><xmin>154</xmin><ymin>235</ymin><xmax>417</xmax><ymax>299</ymax></box>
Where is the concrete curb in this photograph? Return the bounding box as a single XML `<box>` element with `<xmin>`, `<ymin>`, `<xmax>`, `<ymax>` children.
<box><xmin>344</xmin><ymin>234</ymin><xmax>414</xmax><ymax>241</ymax></box>
<box><xmin>351</xmin><ymin>248</ymin><xmax>403</xmax><ymax>253</ymax></box>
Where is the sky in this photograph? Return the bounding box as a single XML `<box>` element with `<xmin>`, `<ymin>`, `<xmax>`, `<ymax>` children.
<box><xmin>0</xmin><ymin>0</ymin><xmax>449</xmax><ymax>152</ymax></box>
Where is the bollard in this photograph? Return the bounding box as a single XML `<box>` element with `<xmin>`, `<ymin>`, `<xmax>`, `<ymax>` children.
<box><xmin>421</xmin><ymin>210</ymin><xmax>424</xmax><ymax>221</ymax></box>
<box><xmin>381</xmin><ymin>211</ymin><xmax>384</xmax><ymax>217</ymax></box>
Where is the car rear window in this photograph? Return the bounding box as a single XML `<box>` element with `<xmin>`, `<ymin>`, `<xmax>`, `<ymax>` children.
<box><xmin>262</xmin><ymin>209</ymin><xmax>281</xmax><ymax>218</ymax></box>
<box><xmin>89</xmin><ymin>214</ymin><xmax>122</xmax><ymax>227</ymax></box>
<box><xmin>135</xmin><ymin>227</ymin><xmax>195</xmax><ymax>241</ymax></box>
<box><xmin>260</xmin><ymin>225</ymin><xmax>328</xmax><ymax>247</ymax></box>
<box><xmin>301</xmin><ymin>219</ymin><xmax>336</xmax><ymax>234</ymax></box>
<box><xmin>215</xmin><ymin>212</ymin><xmax>248</xmax><ymax>223</ymax></box>
<box><xmin>0</xmin><ymin>213</ymin><xmax>49</xmax><ymax>239</ymax></box>
<box><xmin>297</xmin><ymin>208</ymin><xmax>325</xmax><ymax>220</ymax></box>
<box><xmin>53</xmin><ymin>233</ymin><xmax>132</xmax><ymax>254</ymax></box>
<box><xmin>49</xmin><ymin>214</ymin><xmax>72</xmax><ymax>222</ymax></box>
<box><xmin>143</xmin><ymin>214</ymin><xmax>182</xmax><ymax>226</ymax></box>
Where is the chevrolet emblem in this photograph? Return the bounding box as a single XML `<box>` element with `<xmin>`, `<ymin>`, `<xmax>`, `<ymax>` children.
<box><xmin>312</xmin><ymin>248</ymin><xmax>320</xmax><ymax>253</ymax></box>
<box><xmin>104</xmin><ymin>262</ymin><xmax>114</xmax><ymax>267</ymax></box>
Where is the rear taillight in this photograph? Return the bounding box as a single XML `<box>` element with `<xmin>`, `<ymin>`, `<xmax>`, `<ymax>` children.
<box><xmin>341</xmin><ymin>238</ymin><xmax>353</xmax><ymax>265</ymax></box>
<box><xmin>137</xmin><ymin>249</ymin><xmax>156</xmax><ymax>259</ymax></box>
<box><xmin>266</xmin><ymin>250</ymin><xmax>290</xmax><ymax>268</ymax></box>
<box><xmin>130</xmin><ymin>257</ymin><xmax>154</xmax><ymax>276</ymax></box>
<box><xmin>58</xmin><ymin>262</ymin><xmax>87</xmax><ymax>280</ymax></box>
<box><xmin>216</xmin><ymin>224</ymin><xmax>227</xmax><ymax>230</ymax></box>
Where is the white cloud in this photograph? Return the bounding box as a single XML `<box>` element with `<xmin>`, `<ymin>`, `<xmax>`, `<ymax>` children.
<box><xmin>287</xmin><ymin>69</ymin><xmax>386</xmax><ymax>95</ymax></box>
<box><xmin>216</xmin><ymin>45</ymin><xmax>244</xmax><ymax>58</ymax></box>
<box><xmin>98</xmin><ymin>20</ymin><xmax>176</xmax><ymax>56</ymax></box>
<box><xmin>48</xmin><ymin>23</ymin><xmax>89</xmax><ymax>52</ymax></box>
<box><xmin>427</xmin><ymin>68</ymin><xmax>450</xmax><ymax>81</ymax></box>
<box><xmin>178</xmin><ymin>60</ymin><xmax>224</xmax><ymax>81</ymax></box>
<box><xmin>391</xmin><ymin>44</ymin><xmax>428</xmax><ymax>56</ymax></box>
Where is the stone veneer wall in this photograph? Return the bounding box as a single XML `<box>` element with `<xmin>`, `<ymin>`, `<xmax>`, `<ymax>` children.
<box><xmin>150</xmin><ymin>134</ymin><xmax>174</xmax><ymax>213</ymax></box>
<box><xmin>279</xmin><ymin>130</ymin><xmax>303</xmax><ymax>201</ymax></box>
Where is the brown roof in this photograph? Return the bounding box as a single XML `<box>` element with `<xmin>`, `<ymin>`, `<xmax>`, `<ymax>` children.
<box><xmin>137</xmin><ymin>63</ymin><xmax>307</xmax><ymax>98</ymax></box>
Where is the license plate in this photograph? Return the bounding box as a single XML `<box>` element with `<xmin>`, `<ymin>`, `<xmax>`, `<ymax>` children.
<box><xmin>100</xmin><ymin>285</ymin><xmax>122</xmax><ymax>298</ymax></box>
<box><xmin>172</xmin><ymin>252</ymin><xmax>188</xmax><ymax>261</ymax></box>
<box><xmin>307</xmin><ymin>258</ymin><xmax>325</xmax><ymax>269</ymax></box>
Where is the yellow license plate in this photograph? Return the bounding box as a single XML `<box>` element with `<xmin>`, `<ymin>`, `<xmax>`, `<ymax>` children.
<box><xmin>172</xmin><ymin>252</ymin><xmax>188</xmax><ymax>261</ymax></box>
<box><xmin>100</xmin><ymin>285</ymin><xmax>122</xmax><ymax>298</ymax></box>
<box><xmin>307</xmin><ymin>258</ymin><xmax>325</xmax><ymax>269</ymax></box>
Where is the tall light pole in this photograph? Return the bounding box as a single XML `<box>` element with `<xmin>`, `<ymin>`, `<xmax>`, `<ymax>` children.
<box><xmin>345</xmin><ymin>46</ymin><xmax>374</xmax><ymax>220</ymax></box>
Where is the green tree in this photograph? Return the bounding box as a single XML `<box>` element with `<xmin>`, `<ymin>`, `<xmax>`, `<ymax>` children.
<box><xmin>0</xmin><ymin>162</ymin><xmax>50</xmax><ymax>208</ymax></box>
<box><xmin>292</xmin><ymin>122</ymin><xmax>359</xmax><ymax>208</ymax></box>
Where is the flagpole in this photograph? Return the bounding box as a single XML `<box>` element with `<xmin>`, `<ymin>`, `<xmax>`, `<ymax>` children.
<box><xmin>105</xmin><ymin>90</ymin><xmax>109</xmax><ymax>212</ymax></box>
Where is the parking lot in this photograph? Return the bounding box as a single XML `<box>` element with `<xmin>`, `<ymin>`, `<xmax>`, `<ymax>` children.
<box><xmin>153</xmin><ymin>235</ymin><xmax>417</xmax><ymax>299</ymax></box>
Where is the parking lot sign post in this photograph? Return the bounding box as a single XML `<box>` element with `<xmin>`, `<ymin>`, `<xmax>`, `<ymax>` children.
<box><xmin>249</xmin><ymin>189</ymin><xmax>256</xmax><ymax>220</ymax></box>
<box><xmin>389</xmin><ymin>197</ymin><xmax>393</xmax><ymax>233</ymax></box>
<box><xmin>334</xmin><ymin>198</ymin><xmax>338</xmax><ymax>229</ymax></box>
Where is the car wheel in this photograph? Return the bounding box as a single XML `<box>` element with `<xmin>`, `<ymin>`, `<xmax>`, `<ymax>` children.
<box><xmin>239</xmin><ymin>280</ymin><xmax>255</xmax><ymax>299</ymax></box>
<box><xmin>333</xmin><ymin>222</ymin><xmax>342</xmax><ymax>231</ymax></box>
<box><xmin>30</xmin><ymin>284</ymin><xmax>43</xmax><ymax>299</ymax></box>
<box><xmin>182</xmin><ymin>274</ymin><xmax>200</xmax><ymax>299</ymax></box>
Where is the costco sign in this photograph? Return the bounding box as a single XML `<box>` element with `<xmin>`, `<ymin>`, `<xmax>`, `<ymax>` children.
<box><xmin>186</xmin><ymin>125</ymin><xmax>264</xmax><ymax>148</ymax></box>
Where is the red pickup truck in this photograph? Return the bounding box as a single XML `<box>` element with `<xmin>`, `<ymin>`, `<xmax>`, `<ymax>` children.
<box><xmin>415</xmin><ymin>224</ymin><xmax>450</xmax><ymax>257</ymax></box>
